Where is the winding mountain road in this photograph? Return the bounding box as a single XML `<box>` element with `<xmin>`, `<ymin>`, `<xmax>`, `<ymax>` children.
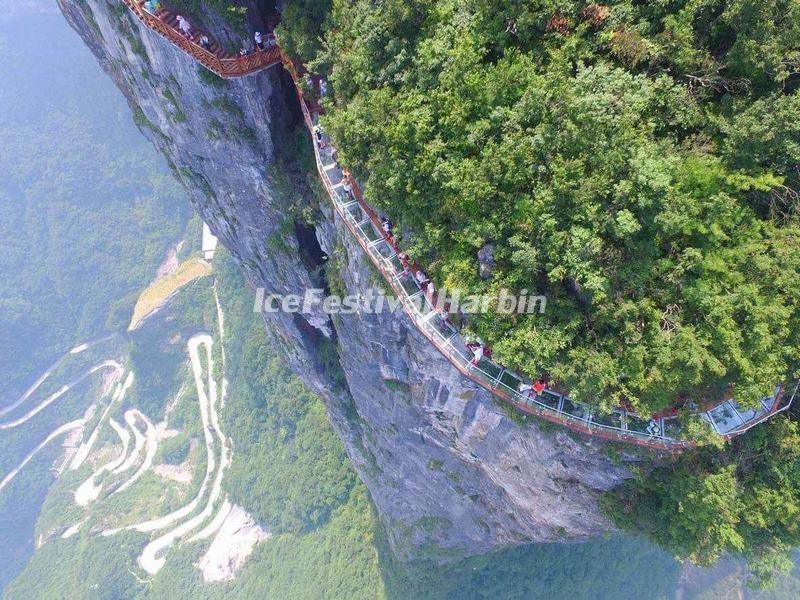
<box><xmin>138</xmin><ymin>334</ymin><xmax>231</xmax><ymax>574</ymax></box>
<box><xmin>0</xmin><ymin>420</ymin><xmax>87</xmax><ymax>493</ymax></box>
<box><xmin>0</xmin><ymin>338</ymin><xmax>109</xmax><ymax>418</ymax></box>
<box><xmin>70</xmin><ymin>371</ymin><xmax>132</xmax><ymax>470</ymax></box>
<box><xmin>111</xmin><ymin>409</ymin><xmax>158</xmax><ymax>496</ymax></box>
<box><xmin>74</xmin><ymin>416</ymin><xmax>134</xmax><ymax>506</ymax></box>
<box><xmin>0</xmin><ymin>361</ymin><xmax>123</xmax><ymax>430</ymax></box>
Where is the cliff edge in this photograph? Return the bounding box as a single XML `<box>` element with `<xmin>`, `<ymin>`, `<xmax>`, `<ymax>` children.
<box><xmin>57</xmin><ymin>0</ymin><xmax>632</xmax><ymax>560</ymax></box>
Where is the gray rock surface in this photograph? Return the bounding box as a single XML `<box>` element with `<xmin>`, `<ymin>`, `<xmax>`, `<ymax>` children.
<box><xmin>57</xmin><ymin>0</ymin><xmax>633</xmax><ymax>561</ymax></box>
<box><xmin>477</xmin><ymin>243</ymin><xmax>496</xmax><ymax>280</ymax></box>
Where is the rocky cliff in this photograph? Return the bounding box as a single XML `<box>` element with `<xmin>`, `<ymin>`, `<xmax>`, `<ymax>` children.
<box><xmin>57</xmin><ymin>0</ymin><xmax>633</xmax><ymax>560</ymax></box>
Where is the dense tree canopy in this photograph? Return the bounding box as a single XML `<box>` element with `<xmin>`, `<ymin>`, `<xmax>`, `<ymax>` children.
<box><xmin>274</xmin><ymin>2</ymin><xmax>800</xmax><ymax>579</ymax></box>
<box><xmin>604</xmin><ymin>411</ymin><xmax>800</xmax><ymax>587</ymax></box>
<box><xmin>281</xmin><ymin>0</ymin><xmax>800</xmax><ymax>417</ymax></box>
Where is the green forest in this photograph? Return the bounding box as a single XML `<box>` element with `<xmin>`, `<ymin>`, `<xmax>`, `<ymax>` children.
<box><xmin>0</xmin><ymin>12</ymin><xmax>189</xmax><ymax>590</ymax></box>
<box><xmin>282</xmin><ymin>0</ymin><xmax>800</xmax><ymax>416</ymax></box>
<box><xmin>0</xmin><ymin>13</ymin><xmax>188</xmax><ymax>399</ymax></box>
<box><xmin>273</xmin><ymin>0</ymin><xmax>800</xmax><ymax>588</ymax></box>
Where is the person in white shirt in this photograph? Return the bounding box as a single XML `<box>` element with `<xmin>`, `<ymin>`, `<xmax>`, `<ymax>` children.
<box><xmin>415</xmin><ymin>270</ymin><xmax>435</xmax><ymax>295</ymax></box>
<box><xmin>471</xmin><ymin>344</ymin><xmax>484</xmax><ymax>366</ymax></box>
<box><xmin>176</xmin><ymin>15</ymin><xmax>192</xmax><ymax>37</ymax></box>
<box><xmin>342</xmin><ymin>181</ymin><xmax>353</xmax><ymax>200</ymax></box>
<box><xmin>254</xmin><ymin>31</ymin><xmax>264</xmax><ymax>50</ymax></box>
<box><xmin>313</xmin><ymin>124</ymin><xmax>326</xmax><ymax>148</ymax></box>
<box><xmin>436</xmin><ymin>309</ymin><xmax>451</xmax><ymax>334</ymax></box>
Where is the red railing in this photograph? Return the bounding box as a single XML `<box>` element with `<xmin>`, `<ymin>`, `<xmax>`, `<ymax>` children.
<box><xmin>122</xmin><ymin>0</ymin><xmax>283</xmax><ymax>77</ymax></box>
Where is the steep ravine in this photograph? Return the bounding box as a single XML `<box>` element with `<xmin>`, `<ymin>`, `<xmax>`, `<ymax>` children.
<box><xmin>57</xmin><ymin>0</ymin><xmax>633</xmax><ymax>560</ymax></box>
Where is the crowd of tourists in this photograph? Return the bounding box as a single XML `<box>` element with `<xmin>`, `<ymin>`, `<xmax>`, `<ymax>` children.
<box><xmin>140</xmin><ymin>0</ymin><xmax>277</xmax><ymax>60</ymax></box>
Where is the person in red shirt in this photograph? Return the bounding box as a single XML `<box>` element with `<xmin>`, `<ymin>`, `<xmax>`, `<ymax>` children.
<box><xmin>520</xmin><ymin>379</ymin><xmax>546</xmax><ymax>397</ymax></box>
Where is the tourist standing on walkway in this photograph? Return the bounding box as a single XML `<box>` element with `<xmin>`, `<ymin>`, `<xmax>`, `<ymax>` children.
<box><xmin>313</xmin><ymin>124</ymin><xmax>326</xmax><ymax>149</ymax></box>
<box><xmin>342</xmin><ymin>180</ymin><xmax>353</xmax><ymax>200</ymax></box>
<box><xmin>469</xmin><ymin>343</ymin><xmax>484</xmax><ymax>367</ymax></box>
<box><xmin>415</xmin><ymin>269</ymin><xmax>432</xmax><ymax>292</ymax></box>
<box><xmin>176</xmin><ymin>15</ymin><xmax>192</xmax><ymax>37</ymax></box>
<box><xmin>254</xmin><ymin>31</ymin><xmax>264</xmax><ymax>50</ymax></box>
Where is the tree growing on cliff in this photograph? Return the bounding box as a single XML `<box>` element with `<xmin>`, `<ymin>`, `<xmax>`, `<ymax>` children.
<box><xmin>603</xmin><ymin>414</ymin><xmax>800</xmax><ymax>588</ymax></box>
<box><xmin>275</xmin><ymin>0</ymin><xmax>332</xmax><ymax>63</ymax></box>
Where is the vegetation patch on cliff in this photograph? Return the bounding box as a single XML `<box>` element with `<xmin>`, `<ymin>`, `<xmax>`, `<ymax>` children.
<box><xmin>305</xmin><ymin>0</ymin><xmax>800</xmax><ymax>417</ymax></box>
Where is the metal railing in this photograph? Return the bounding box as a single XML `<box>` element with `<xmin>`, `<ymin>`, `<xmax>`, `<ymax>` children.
<box><xmin>122</xmin><ymin>0</ymin><xmax>796</xmax><ymax>451</ymax></box>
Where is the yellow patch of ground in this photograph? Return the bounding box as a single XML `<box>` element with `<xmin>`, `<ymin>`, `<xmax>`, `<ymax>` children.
<box><xmin>128</xmin><ymin>258</ymin><xmax>212</xmax><ymax>331</ymax></box>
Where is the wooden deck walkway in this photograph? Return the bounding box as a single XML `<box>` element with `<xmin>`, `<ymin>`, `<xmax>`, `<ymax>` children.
<box><xmin>122</xmin><ymin>0</ymin><xmax>283</xmax><ymax>77</ymax></box>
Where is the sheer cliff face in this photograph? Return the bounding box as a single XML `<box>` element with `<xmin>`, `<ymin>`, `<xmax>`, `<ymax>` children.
<box><xmin>58</xmin><ymin>0</ymin><xmax>631</xmax><ymax>560</ymax></box>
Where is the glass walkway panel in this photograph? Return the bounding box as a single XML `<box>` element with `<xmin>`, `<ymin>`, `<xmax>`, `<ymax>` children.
<box><xmin>708</xmin><ymin>401</ymin><xmax>747</xmax><ymax>434</ymax></box>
